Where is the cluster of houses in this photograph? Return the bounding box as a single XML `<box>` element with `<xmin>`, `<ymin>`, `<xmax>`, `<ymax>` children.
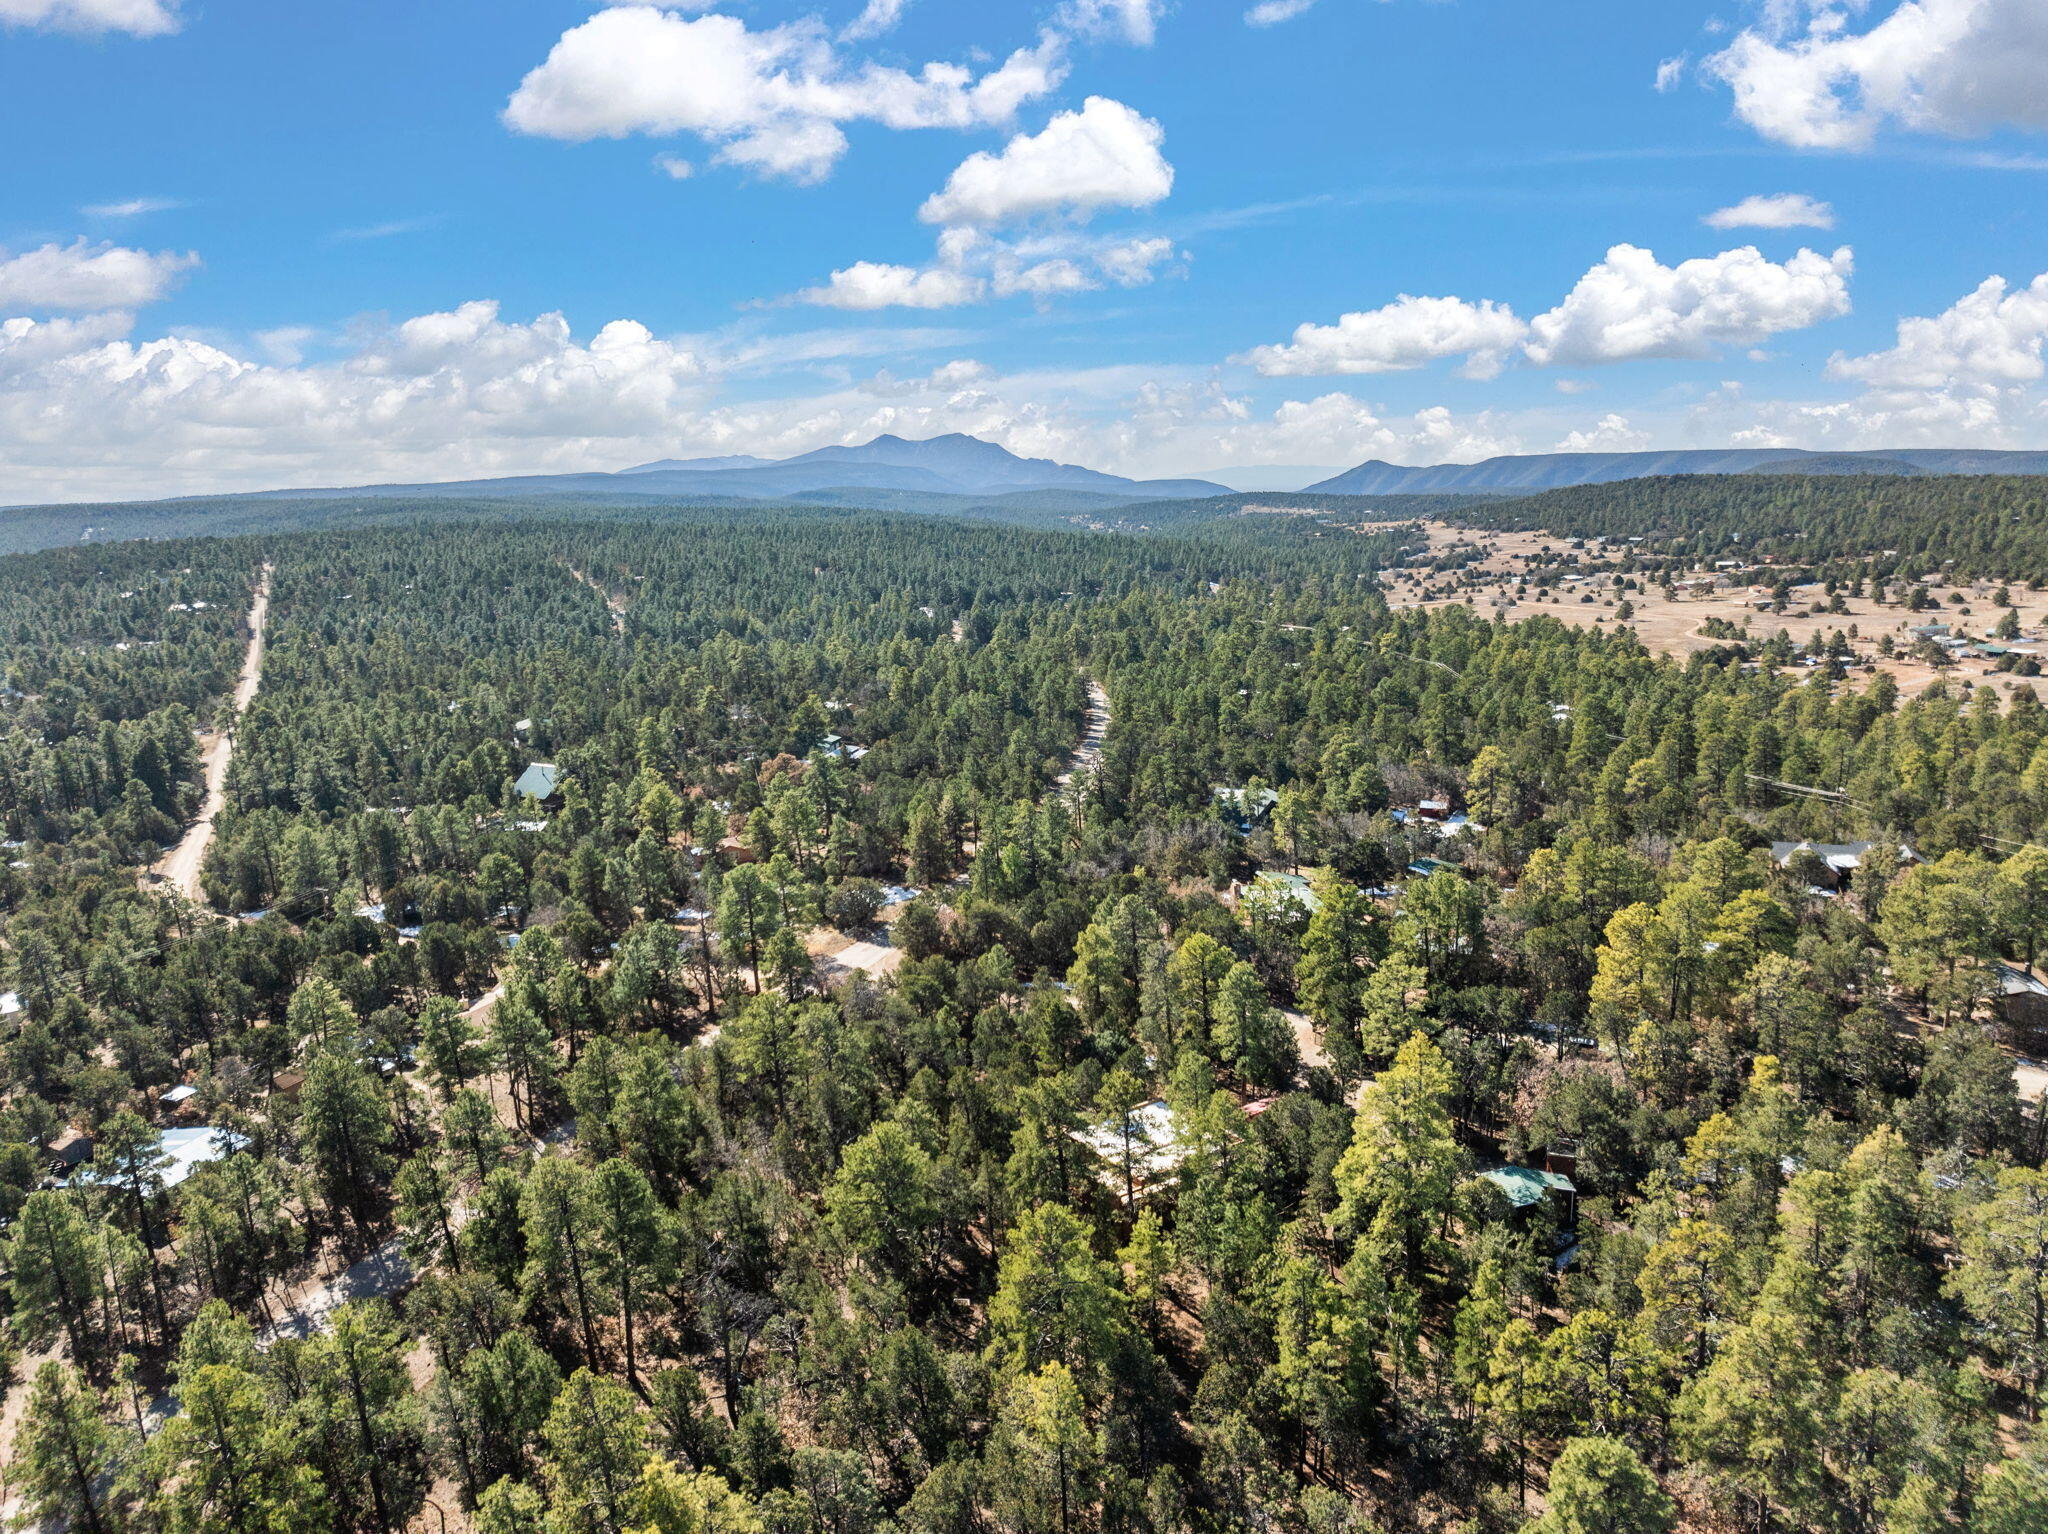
<box><xmin>1069</xmin><ymin>1093</ymin><xmax>1581</xmax><ymax>1258</ymax></box>
<box><xmin>34</xmin><ymin>1083</ymin><xmax>250</xmax><ymax>1194</ymax></box>
<box><xmin>1908</xmin><ymin>623</ymin><xmax>2041</xmax><ymax>665</ymax></box>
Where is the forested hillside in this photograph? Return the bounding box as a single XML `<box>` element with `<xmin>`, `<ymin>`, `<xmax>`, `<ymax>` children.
<box><xmin>0</xmin><ymin>483</ymin><xmax>1492</xmax><ymax>558</ymax></box>
<box><xmin>3</xmin><ymin>510</ymin><xmax>2047</xmax><ymax>1534</ymax></box>
<box><xmin>1462</xmin><ymin>475</ymin><xmax>2048</xmax><ymax>585</ymax></box>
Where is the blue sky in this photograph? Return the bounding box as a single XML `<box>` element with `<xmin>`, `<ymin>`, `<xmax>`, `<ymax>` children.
<box><xmin>2</xmin><ymin>0</ymin><xmax>2046</xmax><ymax>501</ymax></box>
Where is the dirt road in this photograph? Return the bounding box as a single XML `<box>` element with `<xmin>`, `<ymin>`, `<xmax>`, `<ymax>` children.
<box><xmin>258</xmin><ymin>1115</ymin><xmax>574</xmax><ymax>1347</ymax></box>
<box><xmin>1057</xmin><ymin>678</ymin><xmax>1111</xmax><ymax>789</ymax></box>
<box><xmin>569</xmin><ymin>564</ymin><xmax>628</xmax><ymax>635</ymax></box>
<box><xmin>152</xmin><ymin>564</ymin><xmax>273</xmax><ymax>900</ymax></box>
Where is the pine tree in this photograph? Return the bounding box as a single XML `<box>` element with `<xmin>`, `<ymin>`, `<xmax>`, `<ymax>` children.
<box><xmin>7</xmin><ymin>1189</ymin><xmax>106</xmax><ymax>1366</ymax></box>
<box><xmin>295</xmin><ymin>1301</ymin><xmax>428</xmax><ymax>1534</ymax></box>
<box><xmin>989</xmin><ymin>1363</ymin><xmax>1099</xmax><ymax>1534</ymax></box>
<box><xmin>1529</xmin><ymin>1436</ymin><xmax>1675</xmax><ymax>1534</ymax></box>
<box><xmin>300</xmin><ymin>1050</ymin><xmax>395</xmax><ymax>1232</ymax></box>
<box><xmin>986</xmin><ymin>1204</ymin><xmax>1132</xmax><ymax>1393</ymax></box>
<box><xmin>417</xmin><ymin>995</ymin><xmax>494</xmax><ymax>1100</ymax></box>
<box><xmin>1948</xmin><ymin>1166</ymin><xmax>2048</xmax><ymax>1416</ymax></box>
<box><xmin>1331</xmin><ymin>1031</ymin><xmax>1461</xmax><ymax>1275</ymax></box>
<box><xmin>823</xmin><ymin>1120</ymin><xmax>938</xmax><ymax>1289</ymax></box>
<box><xmin>11</xmin><ymin>1361</ymin><xmax>116</xmax><ymax>1534</ymax></box>
<box><xmin>393</xmin><ymin>1149</ymin><xmax>464</xmax><ymax>1275</ymax></box>
<box><xmin>541</xmin><ymin>1369</ymin><xmax>648</xmax><ymax>1534</ymax></box>
<box><xmin>522</xmin><ymin>1157</ymin><xmax>603</xmax><ymax>1369</ymax></box>
<box><xmin>586</xmin><ymin>1158</ymin><xmax>668</xmax><ymax>1389</ymax></box>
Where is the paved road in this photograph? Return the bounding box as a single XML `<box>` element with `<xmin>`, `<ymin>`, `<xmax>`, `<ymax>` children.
<box><xmin>152</xmin><ymin>564</ymin><xmax>273</xmax><ymax>900</ymax></box>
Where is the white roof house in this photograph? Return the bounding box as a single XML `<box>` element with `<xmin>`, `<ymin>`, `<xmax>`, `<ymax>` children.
<box><xmin>0</xmin><ymin>991</ymin><xmax>20</xmax><ymax>1017</ymax></box>
<box><xmin>1996</xmin><ymin>964</ymin><xmax>2048</xmax><ymax>1000</ymax></box>
<box><xmin>514</xmin><ymin>763</ymin><xmax>562</xmax><ymax>800</ymax></box>
<box><xmin>1770</xmin><ymin>841</ymin><xmax>1918</xmax><ymax>874</ymax></box>
<box><xmin>156</xmin><ymin>1128</ymin><xmax>250</xmax><ymax>1188</ymax></box>
<box><xmin>1072</xmin><ymin>1100</ymin><xmax>1187</xmax><ymax>1200</ymax></box>
<box><xmin>80</xmin><ymin>1127</ymin><xmax>250</xmax><ymax>1191</ymax></box>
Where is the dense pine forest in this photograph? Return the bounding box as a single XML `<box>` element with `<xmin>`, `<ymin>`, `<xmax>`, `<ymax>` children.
<box><xmin>3</xmin><ymin>504</ymin><xmax>2048</xmax><ymax>1534</ymax></box>
<box><xmin>1448</xmin><ymin>475</ymin><xmax>2048</xmax><ymax>587</ymax></box>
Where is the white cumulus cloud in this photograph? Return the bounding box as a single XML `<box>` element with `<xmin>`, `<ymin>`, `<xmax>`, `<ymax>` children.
<box><xmin>1704</xmin><ymin>193</ymin><xmax>1835</xmax><ymax>230</ymax></box>
<box><xmin>504</xmin><ymin>6</ymin><xmax>1066</xmax><ymax>183</ymax></box>
<box><xmin>1557</xmin><ymin>413</ymin><xmax>1651</xmax><ymax>452</ymax></box>
<box><xmin>1524</xmin><ymin>243</ymin><xmax>1854</xmax><ymax>366</ymax></box>
<box><xmin>1828</xmin><ymin>272</ymin><xmax>2048</xmax><ymax>390</ymax></box>
<box><xmin>0</xmin><ymin>240</ymin><xmax>197</xmax><ymax>311</ymax></box>
<box><xmin>1707</xmin><ymin>0</ymin><xmax>2048</xmax><ymax>151</ymax></box>
<box><xmin>0</xmin><ymin>301</ymin><xmax>717</xmax><ymax>503</ymax></box>
<box><xmin>1239</xmin><ymin>294</ymin><xmax>1529</xmax><ymax>378</ymax></box>
<box><xmin>1092</xmin><ymin>236</ymin><xmax>1178</xmax><ymax>287</ymax></box>
<box><xmin>793</xmin><ymin>230</ymin><xmax>1179</xmax><ymax>311</ymax></box>
<box><xmin>841</xmin><ymin>0</ymin><xmax>910</xmax><ymax>42</ymax></box>
<box><xmin>1245</xmin><ymin>242</ymin><xmax>1856</xmax><ymax>379</ymax></box>
<box><xmin>919</xmin><ymin>97</ymin><xmax>1173</xmax><ymax>226</ymax></box>
<box><xmin>798</xmin><ymin>262</ymin><xmax>989</xmax><ymax>310</ymax></box>
<box><xmin>0</xmin><ymin>0</ymin><xmax>179</xmax><ymax>35</ymax></box>
<box><xmin>0</xmin><ymin>295</ymin><xmax>1550</xmax><ymax>503</ymax></box>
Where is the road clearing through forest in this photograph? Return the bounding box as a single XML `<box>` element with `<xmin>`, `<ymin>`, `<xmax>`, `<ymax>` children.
<box><xmin>150</xmin><ymin>564</ymin><xmax>273</xmax><ymax>901</ymax></box>
<box><xmin>1057</xmin><ymin>678</ymin><xmax>1111</xmax><ymax>789</ymax></box>
<box><xmin>568</xmin><ymin>563</ymin><xmax>628</xmax><ymax>635</ymax></box>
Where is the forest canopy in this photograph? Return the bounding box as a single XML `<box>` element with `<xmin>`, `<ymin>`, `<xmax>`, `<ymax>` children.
<box><xmin>2</xmin><ymin>498</ymin><xmax>2047</xmax><ymax>1534</ymax></box>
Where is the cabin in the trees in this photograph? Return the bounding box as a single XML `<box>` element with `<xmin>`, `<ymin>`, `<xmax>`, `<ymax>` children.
<box><xmin>1771</xmin><ymin>839</ymin><xmax>1916</xmax><ymax>892</ymax></box>
<box><xmin>77</xmin><ymin>1127</ymin><xmax>251</xmax><ymax>1191</ymax></box>
<box><xmin>44</xmin><ymin>1127</ymin><xmax>93</xmax><ymax>1182</ymax></box>
<box><xmin>1406</xmin><ymin>855</ymin><xmax>1461</xmax><ymax>879</ymax></box>
<box><xmin>1073</xmin><ymin>1099</ymin><xmax>1186</xmax><ymax>1204</ymax></box>
<box><xmin>1235</xmin><ymin>870</ymin><xmax>1321</xmax><ymax>920</ymax></box>
<box><xmin>1480</xmin><ymin>1164</ymin><xmax>1578</xmax><ymax>1228</ymax></box>
<box><xmin>1997</xmin><ymin>963</ymin><xmax>2048</xmax><ymax>1037</ymax></box>
<box><xmin>514</xmin><ymin>761</ymin><xmax>564</xmax><ymax>807</ymax></box>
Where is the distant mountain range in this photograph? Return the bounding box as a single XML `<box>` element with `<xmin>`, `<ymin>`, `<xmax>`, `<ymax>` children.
<box><xmin>22</xmin><ymin>438</ymin><xmax>2048</xmax><ymax>550</ymax></box>
<box><xmin>1305</xmin><ymin>447</ymin><xmax>2048</xmax><ymax>494</ymax></box>
<box><xmin>232</xmin><ymin>433</ymin><xmax>1230</xmax><ymax>505</ymax></box>
<box><xmin>1192</xmin><ymin>465</ymin><xmax>1348</xmax><ymax>493</ymax></box>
